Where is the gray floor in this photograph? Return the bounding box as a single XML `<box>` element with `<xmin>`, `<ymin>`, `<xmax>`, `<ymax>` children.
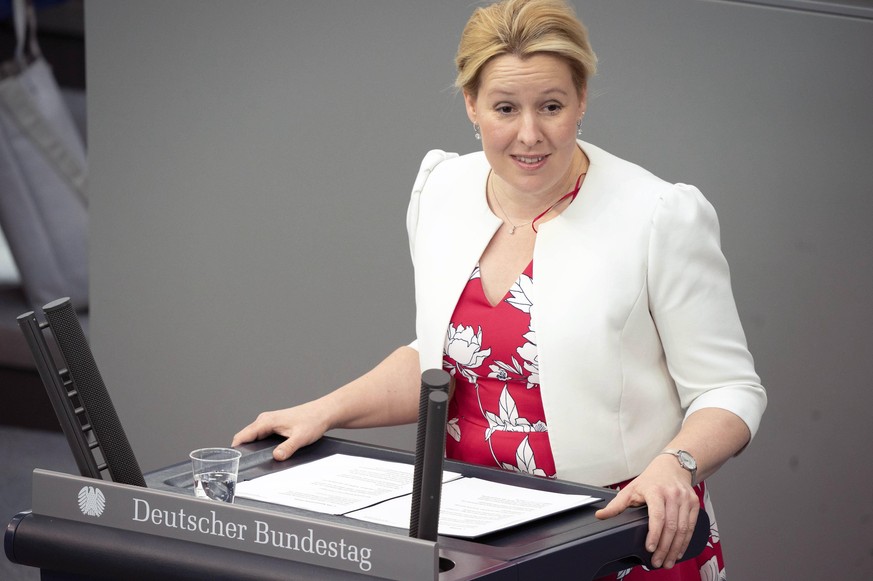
<box><xmin>1</xmin><ymin>425</ymin><xmax>79</xmax><ymax>581</ymax></box>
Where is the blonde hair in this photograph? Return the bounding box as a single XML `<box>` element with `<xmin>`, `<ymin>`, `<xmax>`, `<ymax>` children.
<box><xmin>455</xmin><ymin>0</ymin><xmax>597</xmax><ymax>98</ymax></box>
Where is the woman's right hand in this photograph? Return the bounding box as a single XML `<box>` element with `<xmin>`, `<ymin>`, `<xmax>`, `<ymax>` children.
<box><xmin>231</xmin><ymin>346</ymin><xmax>422</xmax><ymax>461</ymax></box>
<box><xmin>231</xmin><ymin>400</ymin><xmax>331</xmax><ymax>461</ymax></box>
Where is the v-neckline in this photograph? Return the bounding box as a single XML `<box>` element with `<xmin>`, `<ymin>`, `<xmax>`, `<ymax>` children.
<box><xmin>477</xmin><ymin>260</ymin><xmax>533</xmax><ymax>309</ymax></box>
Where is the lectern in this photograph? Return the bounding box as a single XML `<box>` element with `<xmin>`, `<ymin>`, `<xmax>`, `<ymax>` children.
<box><xmin>6</xmin><ymin>300</ymin><xmax>709</xmax><ymax>578</ymax></box>
<box><xmin>6</xmin><ymin>435</ymin><xmax>710</xmax><ymax>580</ymax></box>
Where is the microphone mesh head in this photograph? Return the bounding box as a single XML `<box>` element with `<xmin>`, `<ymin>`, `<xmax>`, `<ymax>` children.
<box><xmin>43</xmin><ymin>299</ymin><xmax>146</xmax><ymax>487</ymax></box>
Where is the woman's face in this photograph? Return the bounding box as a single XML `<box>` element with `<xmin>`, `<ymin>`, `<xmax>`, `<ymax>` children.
<box><xmin>465</xmin><ymin>53</ymin><xmax>586</xmax><ymax>201</ymax></box>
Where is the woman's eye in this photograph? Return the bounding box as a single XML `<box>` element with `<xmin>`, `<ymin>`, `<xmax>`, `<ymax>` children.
<box><xmin>496</xmin><ymin>105</ymin><xmax>514</xmax><ymax>114</ymax></box>
<box><xmin>544</xmin><ymin>103</ymin><xmax>562</xmax><ymax>113</ymax></box>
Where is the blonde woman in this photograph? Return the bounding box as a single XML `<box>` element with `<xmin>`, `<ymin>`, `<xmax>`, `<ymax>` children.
<box><xmin>235</xmin><ymin>2</ymin><xmax>766</xmax><ymax>578</ymax></box>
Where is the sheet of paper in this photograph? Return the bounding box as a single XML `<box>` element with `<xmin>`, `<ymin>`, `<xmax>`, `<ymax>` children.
<box><xmin>346</xmin><ymin>476</ymin><xmax>600</xmax><ymax>538</ymax></box>
<box><xmin>235</xmin><ymin>454</ymin><xmax>462</xmax><ymax>515</ymax></box>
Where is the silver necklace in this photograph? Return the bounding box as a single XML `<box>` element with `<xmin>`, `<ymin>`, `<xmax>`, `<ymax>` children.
<box><xmin>490</xmin><ymin>172</ymin><xmax>585</xmax><ymax>235</ymax></box>
<box><xmin>492</xmin><ymin>187</ymin><xmax>532</xmax><ymax>235</ymax></box>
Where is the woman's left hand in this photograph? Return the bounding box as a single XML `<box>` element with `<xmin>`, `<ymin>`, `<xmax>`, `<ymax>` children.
<box><xmin>594</xmin><ymin>454</ymin><xmax>700</xmax><ymax>569</ymax></box>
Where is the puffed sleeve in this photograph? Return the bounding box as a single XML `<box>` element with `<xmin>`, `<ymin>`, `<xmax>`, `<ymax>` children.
<box><xmin>648</xmin><ymin>184</ymin><xmax>767</xmax><ymax>442</ymax></box>
<box><xmin>406</xmin><ymin>149</ymin><xmax>457</xmax><ymax>258</ymax></box>
<box><xmin>405</xmin><ymin>149</ymin><xmax>458</xmax><ymax>352</ymax></box>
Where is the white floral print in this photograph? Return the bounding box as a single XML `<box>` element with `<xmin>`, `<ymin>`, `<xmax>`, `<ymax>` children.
<box><xmin>484</xmin><ymin>386</ymin><xmax>548</xmax><ymax>441</ymax></box>
<box><xmin>487</xmin><ymin>273</ymin><xmax>541</xmax><ymax>389</ymax></box>
<box><xmin>500</xmin><ymin>436</ymin><xmax>547</xmax><ymax>477</ymax></box>
<box><xmin>505</xmin><ymin>273</ymin><xmax>533</xmax><ymax>313</ymax></box>
<box><xmin>447</xmin><ymin>417</ymin><xmax>461</xmax><ymax>442</ymax></box>
<box><xmin>703</xmin><ymin>486</ymin><xmax>720</xmax><ymax>547</ymax></box>
<box><xmin>443</xmin><ymin>264</ymin><xmax>554</xmax><ymax>479</ymax></box>
<box><xmin>443</xmin><ymin>324</ymin><xmax>491</xmax><ymax>383</ymax></box>
<box><xmin>699</xmin><ymin>556</ymin><xmax>726</xmax><ymax>581</ymax></box>
<box><xmin>516</xmin><ymin>326</ymin><xmax>540</xmax><ymax>389</ymax></box>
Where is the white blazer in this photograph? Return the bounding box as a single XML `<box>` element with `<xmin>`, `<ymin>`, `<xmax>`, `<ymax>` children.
<box><xmin>406</xmin><ymin>141</ymin><xmax>767</xmax><ymax>486</ymax></box>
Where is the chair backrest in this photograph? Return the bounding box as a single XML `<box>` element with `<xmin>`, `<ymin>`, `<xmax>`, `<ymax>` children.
<box><xmin>18</xmin><ymin>297</ymin><xmax>145</xmax><ymax>486</ymax></box>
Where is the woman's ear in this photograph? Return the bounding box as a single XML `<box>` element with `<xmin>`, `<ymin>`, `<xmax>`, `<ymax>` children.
<box><xmin>463</xmin><ymin>91</ymin><xmax>477</xmax><ymax>125</ymax></box>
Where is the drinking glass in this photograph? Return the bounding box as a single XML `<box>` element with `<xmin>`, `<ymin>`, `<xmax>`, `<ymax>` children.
<box><xmin>189</xmin><ymin>447</ymin><xmax>241</xmax><ymax>503</ymax></box>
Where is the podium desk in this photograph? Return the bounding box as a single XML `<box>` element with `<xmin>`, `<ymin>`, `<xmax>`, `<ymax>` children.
<box><xmin>6</xmin><ymin>436</ymin><xmax>709</xmax><ymax>580</ymax></box>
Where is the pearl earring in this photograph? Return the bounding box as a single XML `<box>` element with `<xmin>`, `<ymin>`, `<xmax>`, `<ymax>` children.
<box><xmin>473</xmin><ymin>123</ymin><xmax>481</xmax><ymax>141</ymax></box>
<box><xmin>576</xmin><ymin>113</ymin><xmax>585</xmax><ymax>136</ymax></box>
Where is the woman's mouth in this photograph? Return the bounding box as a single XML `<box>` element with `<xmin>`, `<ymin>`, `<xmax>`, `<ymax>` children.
<box><xmin>512</xmin><ymin>154</ymin><xmax>548</xmax><ymax>169</ymax></box>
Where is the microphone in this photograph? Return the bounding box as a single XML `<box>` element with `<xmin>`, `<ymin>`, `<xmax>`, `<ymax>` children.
<box><xmin>408</xmin><ymin>369</ymin><xmax>450</xmax><ymax>541</ymax></box>
<box><xmin>39</xmin><ymin>298</ymin><xmax>146</xmax><ymax>486</ymax></box>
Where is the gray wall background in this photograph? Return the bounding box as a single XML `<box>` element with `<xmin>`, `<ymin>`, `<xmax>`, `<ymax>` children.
<box><xmin>85</xmin><ymin>1</ymin><xmax>873</xmax><ymax>578</ymax></box>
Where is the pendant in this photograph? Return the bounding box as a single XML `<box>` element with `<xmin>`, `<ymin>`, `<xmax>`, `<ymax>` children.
<box><xmin>509</xmin><ymin>226</ymin><xmax>517</xmax><ymax>235</ymax></box>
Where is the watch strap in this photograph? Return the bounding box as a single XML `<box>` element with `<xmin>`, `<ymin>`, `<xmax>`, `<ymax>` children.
<box><xmin>660</xmin><ymin>449</ymin><xmax>698</xmax><ymax>487</ymax></box>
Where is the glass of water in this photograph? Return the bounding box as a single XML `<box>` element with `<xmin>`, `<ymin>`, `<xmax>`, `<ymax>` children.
<box><xmin>190</xmin><ymin>447</ymin><xmax>241</xmax><ymax>503</ymax></box>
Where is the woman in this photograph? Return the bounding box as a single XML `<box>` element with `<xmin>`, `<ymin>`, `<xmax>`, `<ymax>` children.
<box><xmin>233</xmin><ymin>1</ymin><xmax>766</xmax><ymax>578</ymax></box>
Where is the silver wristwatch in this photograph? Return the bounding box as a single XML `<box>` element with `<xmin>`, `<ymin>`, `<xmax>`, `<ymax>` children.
<box><xmin>660</xmin><ymin>449</ymin><xmax>698</xmax><ymax>486</ymax></box>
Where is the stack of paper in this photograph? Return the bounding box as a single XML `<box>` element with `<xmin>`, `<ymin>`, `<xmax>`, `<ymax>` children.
<box><xmin>236</xmin><ymin>454</ymin><xmax>600</xmax><ymax>538</ymax></box>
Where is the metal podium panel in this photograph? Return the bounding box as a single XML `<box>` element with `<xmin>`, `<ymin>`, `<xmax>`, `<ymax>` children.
<box><xmin>146</xmin><ymin>437</ymin><xmax>708</xmax><ymax>579</ymax></box>
<box><xmin>30</xmin><ymin>468</ymin><xmax>437</xmax><ymax>580</ymax></box>
<box><xmin>6</xmin><ymin>436</ymin><xmax>711</xmax><ymax>580</ymax></box>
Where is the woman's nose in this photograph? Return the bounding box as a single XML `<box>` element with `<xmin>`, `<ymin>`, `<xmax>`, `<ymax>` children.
<box><xmin>517</xmin><ymin>112</ymin><xmax>543</xmax><ymax>145</ymax></box>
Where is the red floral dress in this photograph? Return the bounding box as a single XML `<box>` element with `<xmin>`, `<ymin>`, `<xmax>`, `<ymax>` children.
<box><xmin>442</xmin><ymin>262</ymin><xmax>727</xmax><ymax>580</ymax></box>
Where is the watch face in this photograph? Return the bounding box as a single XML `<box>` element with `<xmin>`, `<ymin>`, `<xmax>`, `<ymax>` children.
<box><xmin>678</xmin><ymin>450</ymin><xmax>697</xmax><ymax>470</ymax></box>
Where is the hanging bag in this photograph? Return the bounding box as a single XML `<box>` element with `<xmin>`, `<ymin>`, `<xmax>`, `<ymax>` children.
<box><xmin>0</xmin><ymin>0</ymin><xmax>88</xmax><ymax>309</ymax></box>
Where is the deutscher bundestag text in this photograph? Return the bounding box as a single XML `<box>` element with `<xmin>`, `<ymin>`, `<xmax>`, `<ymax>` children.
<box><xmin>132</xmin><ymin>498</ymin><xmax>373</xmax><ymax>572</ymax></box>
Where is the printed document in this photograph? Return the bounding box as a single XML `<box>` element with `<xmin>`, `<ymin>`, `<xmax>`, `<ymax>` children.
<box><xmin>236</xmin><ymin>454</ymin><xmax>463</xmax><ymax>514</ymax></box>
<box><xmin>236</xmin><ymin>454</ymin><xmax>600</xmax><ymax>538</ymax></box>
